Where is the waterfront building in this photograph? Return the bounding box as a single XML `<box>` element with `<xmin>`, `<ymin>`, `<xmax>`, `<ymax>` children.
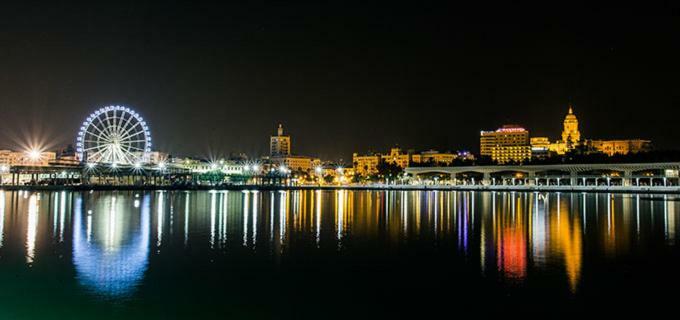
<box><xmin>587</xmin><ymin>139</ymin><xmax>652</xmax><ymax>156</ymax></box>
<box><xmin>353</xmin><ymin>152</ymin><xmax>381</xmax><ymax>176</ymax></box>
<box><xmin>270</xmin><ymin>124</ymin><xmax>291</xmax><ymax>157</ymax></box>
<box><xmin>491</xmin><ymin>145</ymin><xmax>532</xmax><ymax>164</ymax></box>
<box><xmin>271</xmin><ymin>155</ymin><xmax>318</xmax><ymax>172</ymax></box>
<box><xmin>530</xmin><ymin>137</ymin><xmax>551</xmax><ymax>159</ymax></box>
<box><xmin>130</xmin><ymin>151</ymin><xmax>168</xmax><ymax>164</ymax></box>
<box><xmin>353</xmin><ymin>147</ymin><xmax>467</xmax><ymax>176</ymax></box>
<box><xmin>530</xmin><ymin>105</ymin><xmax>651</xmax><ymax>157</ymax></box>
<box><xmin>266</xmin><ymin>123</ymin><xmax>319</xmax><ymax>172</ymax></box>
<box><xmin>420</xmin><ymin>150</ymin><xmax>455</xmax><ymax>164</ymax></box>
<box><xmin>172</xmin><ymin>157</ymin><xmax>211</xmax><ymax>172</ymax></box>
<box><xmin>173</xmin><ymin>157</ymin><xmax>250</xmax><ymax>175</ymax></box>
<box><xmin>480</xmin><ymin>125</ymin><xmax>531</xmax><ymax>164</ymax></box>
<box><xmin>0</xmin><ymin>149</ymin><xmax>56</xmax><ymax>167</ymax></box>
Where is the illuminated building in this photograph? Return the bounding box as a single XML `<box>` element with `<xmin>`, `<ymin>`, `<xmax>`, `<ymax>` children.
<box><xmin>0</xmin><ymin>149</ymin><xmax>56</xmax><ymax>167</ymax></box>
<box><xmin>267</xmin><ymin>124</ymin><xmax>318</xmax><ymax>172</ymax></box>
<box><xmin>132</xmin><ymin>151</ymin><xmax>168</xmax><ymax>164</ymax></box>
<box><xmin>587</xmin><ymin>139</ymin><xmax>652</xmax><ymax>156</ymax></box>
<box><xmin>270</xmin><ymin>124</ymin><xmax>291</xmax><ymax>157</ymax></box>
<box><xmin>353</xmin><ymin>148</ymin><xmax>466</xmax><ymax>176</ymax></box>
<box><xmin>561</xmin><ymin>105</ymin><xmax>581</xmax><ymax>148</ymax></box>
<box><xmin>480</xmin><ymin>125</ymin><xmax>531</xmax><ymax>164</ymax></box>
<box><xmin>528</xmin><ymin>105</ymin><xmax>651</xmax><ymax>157</ymax></box>
<box><xmin>382</xmin><ymin>147</ymin><xmax>421</xmax><ymax>168</ymax></box>
<box><xmin>172</xmin><ymin>157</ymin><xmax>249</xmax><ymax>175</ymax></box>
<box><xmin>543</xmin><ymin>105</ymin><xmax>581</xmax><ymax>155</ymax></box>
<box><xmin>353</xmin><ymin>152</ymin><xmax>381</xmax><ymax>176</ymax></box>
<box><xmin>273</xmin><ymin>155</ymin><xmax>318</xmax><ymax>172</ymax></box>
<box><xmin>420</xmin><ymin>150</ymin><xmax>456</xmax><ymax>164</ymax></box>
<box><xmin>530</xmin><ymin>137</ymin><xmax>550</xmax><ymax>159</ymax></box>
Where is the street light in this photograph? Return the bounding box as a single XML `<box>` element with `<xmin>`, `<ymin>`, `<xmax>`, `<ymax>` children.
<box><xmin>315</xmin><ymin>166</ymin><xmax>323</xmax><ymax>174</ymax></box>
<box><xmin>27</xmin><ymin>149</ymin><xmax>41</xmax><ymax>162</ymax></box>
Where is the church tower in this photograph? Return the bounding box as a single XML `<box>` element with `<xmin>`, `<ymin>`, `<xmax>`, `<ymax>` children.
<box><xmin>561</xmin><ymin>104</ymin><xmax>581</xmax><ymax>148</ymax></box>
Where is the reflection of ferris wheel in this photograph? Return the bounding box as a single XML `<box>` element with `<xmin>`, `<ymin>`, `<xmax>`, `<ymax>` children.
<box><xmin>76</xmin><ymin>106</ymin><xmax>152</xmax><ymax>164</ymax></box>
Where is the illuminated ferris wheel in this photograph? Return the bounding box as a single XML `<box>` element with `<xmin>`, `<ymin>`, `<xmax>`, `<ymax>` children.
<box><xmin>76</xmin><ymin>106</ymin><xmax>152</xmax><ymax>165</ymax></box>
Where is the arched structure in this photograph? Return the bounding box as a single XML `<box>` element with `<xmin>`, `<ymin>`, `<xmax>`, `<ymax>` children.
<box><xmin>76</xmin><ymin>105</ymin><xmax>152</xmax><ymax>165</ymax></box>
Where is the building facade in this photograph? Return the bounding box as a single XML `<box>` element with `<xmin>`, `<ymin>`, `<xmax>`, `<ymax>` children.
<box><xmin>529</xmin><ymin>105</ymin><xmax>651</xmax><ymax>158</ymax></box>
<box><xmin>530</xmin><ymin>137</ymin><xmax>550</xmax><ymax>159</ymax></box>
<box><xmin>480</xmin><ymin>125</ymin><xmax>531</xmax><ymax>164</ymax></box>
<box><xmin>587</xmin><ymin>139</ymin><xmax>652</xmax><ymax>156</ymax></box>
<box><xmin>353</xmin><ymin>148</ymin><xmax>466</xmax><ymax>176</ymax></box>
<box><xmin>353</xmin><ymin>153</ymin><xmax>381</xmax><ymax>176</ymax></box>
<box><xmin>0</xmin><ymin>150</ymin><xmax>57</xmax><ymax>167</ymax></box>
<box><xmin>270</xmin><ymin>124</ymin><xmax>291</xmax><ymax>157</ymax></box>
<box><xmin>561</xmin><ymin>105</ymin><xmax>581</xmax><ymax>148</ymax></box>
<box><xmin>272</xmin><ymin>155</ymin><xmax>318</xmax><ymax>172</ymax></box>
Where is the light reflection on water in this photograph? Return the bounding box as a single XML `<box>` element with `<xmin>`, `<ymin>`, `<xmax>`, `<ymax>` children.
<box><xmin>0</xmin><ymin>189</ymin><xmax>679</xmax><ymax>303</ymax></box>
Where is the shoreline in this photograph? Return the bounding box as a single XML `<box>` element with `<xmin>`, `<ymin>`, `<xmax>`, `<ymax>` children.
<box><xmin>2</xmin><ymin>184</ymin><xmax>680</xmax><ymax>194</ymax></box>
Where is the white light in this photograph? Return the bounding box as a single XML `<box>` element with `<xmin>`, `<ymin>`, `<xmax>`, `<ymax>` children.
<box><xmin>158</xmin><ymin>162</ymin><xmax>166</xmax><ymax>170</ymax></box>
<box><xmin>244</xmin><ymin>165</ymin><xmax>251</xmax><ymax>171</ymax></box>
<box><xmin>27</xmin><ymin>149</ymin><xmax>41</xmax><ymax>161</ymax></box>
<box><xmin>252</xmin><ymin>164</ymin><xmax>259</xmax><ymax>171</ymax></box>
<box><xmin>134</xmin><ymin>162</ymin><xmax>142</xmax><ymax>169</ymax></box>
<box><xmin>315</xmin><ymin>166</ymin><xmax>323</xmax><ymax>174</ymax></box>
<box><xmin>111</xmin><ymin>163</ymin><xmax>118</xmax><ymax>168</ymax></box>
<box><xmin>279</xmin><ymin>166</ymin><xmax>288</xmax><ymax>174</ymax></box>
<box><xmin>87</xmin><ymin>163</ymin><xmax>96</xmax><ymax>169</ymax></box>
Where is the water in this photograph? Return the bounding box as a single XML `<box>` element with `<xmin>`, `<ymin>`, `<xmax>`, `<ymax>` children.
<box><xmin>0</xmin><ymin>189</ymin><xmax>679</xmax><ymax>318</ymax></box>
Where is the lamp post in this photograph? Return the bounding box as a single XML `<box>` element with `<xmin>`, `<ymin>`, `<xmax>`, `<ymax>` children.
<box><xmin>315</xmin><ymin>166</ymin><xmax>323</xmax><ymax>186</ymax></box>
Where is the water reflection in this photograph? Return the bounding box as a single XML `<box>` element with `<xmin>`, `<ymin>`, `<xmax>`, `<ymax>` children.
<box><xmin>72</xmin><ymin>193</ymin><xmax>151</xmax><ymax>298</ymax></box>
<box><xmin>0</xmin><ymin>191</ymin><xmax>4</xmax><ymax>248</ymax></box>
<box><xmin>26</xmin><ymin>193</ymin><xmax>39</xmax><ymax>264</ymax></box>
<box><xmin>1</xmin><ymin>190</ymin><xmax>680</xmax><ymax>300</ymax></box>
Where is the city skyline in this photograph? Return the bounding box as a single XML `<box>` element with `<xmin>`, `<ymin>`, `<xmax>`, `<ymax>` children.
<box><xmin>1</xmin><ymin>2</ymin><xmax>679</xmax><ymax>160</ymax></box>
<box><xmin>0</xmin><ymin>102</ymin><xmax>659</xmax><ymax>163</ymax></box>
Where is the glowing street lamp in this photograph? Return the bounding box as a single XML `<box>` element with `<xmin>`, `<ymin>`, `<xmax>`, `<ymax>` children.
<box><xmin>134</xmin><ymin>162</ymin><xmax>142</xmax><ymax>169</ymax></box>
<box><xmin>157</xmin><ymin>161</ymin><xmax>167</xmax><ymax>170</ymax></box>
<box><xmin>315</xmin><ymin>166</ymin><xmax>323</xmax><ymax>175</ymax></box>
<box><xmin>27</xmin><ymin>149</ymin><xmax>42</xmax><ymax>163</ymax></box>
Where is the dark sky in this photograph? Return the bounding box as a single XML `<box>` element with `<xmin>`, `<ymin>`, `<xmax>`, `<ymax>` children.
<box><xmin>1</xmin><ymin>1</ymin><xmax>679</xmax><ymax>162</ymax></box>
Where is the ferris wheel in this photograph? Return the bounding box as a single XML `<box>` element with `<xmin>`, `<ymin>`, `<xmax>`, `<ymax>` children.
<box><xmin>76</xmin><ymin>106</ymin><xmax>152</xmax><ymax>165</ymax></box>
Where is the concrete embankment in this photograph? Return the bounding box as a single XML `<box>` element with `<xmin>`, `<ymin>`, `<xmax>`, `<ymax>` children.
<box><xmin>2</xmin><ymin>184</ymin><xmax>680</xmax><ymax>194</ymax></box>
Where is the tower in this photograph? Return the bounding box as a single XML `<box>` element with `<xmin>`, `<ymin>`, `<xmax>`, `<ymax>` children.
<box><xmin>270</xmin><ymin>124</ymin><xmax>291</xmax><ymax>157</ymax></box>
<box><xmin>561</xmin><ymin>105</ymin><xmax>581</xmax><ymax>148</ymax></box>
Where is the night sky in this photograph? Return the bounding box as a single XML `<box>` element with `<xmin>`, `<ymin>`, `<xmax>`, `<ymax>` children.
<box><xmin>1</xmin><ymin>2</ymin><xmax>679</xmax><ymax>162</ymax></box>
